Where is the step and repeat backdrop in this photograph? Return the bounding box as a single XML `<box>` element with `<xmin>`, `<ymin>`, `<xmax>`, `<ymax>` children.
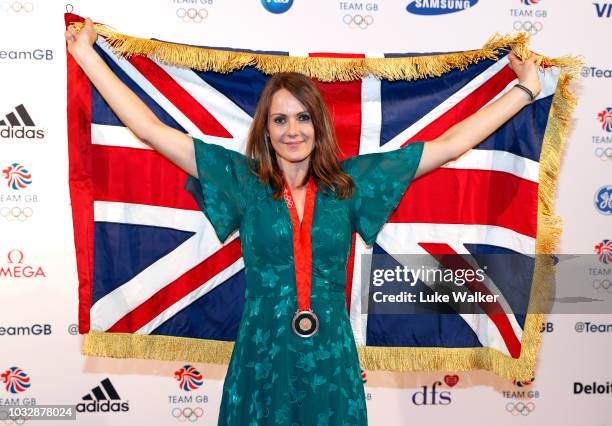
<box><xmin>0</xmin><ymin>1</ymin><xmax>611</xmax><ymax>425</ymax></box>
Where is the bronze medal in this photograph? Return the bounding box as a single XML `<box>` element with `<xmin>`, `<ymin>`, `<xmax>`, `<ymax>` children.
<box><xmin>292</xmin><ymin>310</ymin><xmax>319</xmax><ymax>338</ymax></box>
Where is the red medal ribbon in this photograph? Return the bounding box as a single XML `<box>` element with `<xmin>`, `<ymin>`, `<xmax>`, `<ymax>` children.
<box><xmin>282</xmin><ymin>177</ymin><xmax>316</xmax><ymax>312</ymax></box>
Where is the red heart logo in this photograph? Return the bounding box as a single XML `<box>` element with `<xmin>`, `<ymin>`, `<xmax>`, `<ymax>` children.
<box><xmin>444</xmin><ymin>374</ymin><xmax>459</xmax><ymax>387</ymax></box>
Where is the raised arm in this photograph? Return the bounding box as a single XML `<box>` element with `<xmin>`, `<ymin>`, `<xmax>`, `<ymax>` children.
<box><xmin>65</xmin><ymin>18</ymin><xmax>197</xmax><ymax>178</ymax></box>
<box><xmin>414</xmin><ymin>52</ymin><xmax>541</xmax><ymax>179</ymax></box>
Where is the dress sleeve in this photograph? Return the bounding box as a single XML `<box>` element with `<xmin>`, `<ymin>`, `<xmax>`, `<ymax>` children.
<box><xmin>184</xmin><ymin>137</ymin><xmax>251</xmax><ymax>242</ymax></box>
<box><xmin>341</xmin><ymin>141</ymin><xmax>424</xmax><ymax>245</ymax></box>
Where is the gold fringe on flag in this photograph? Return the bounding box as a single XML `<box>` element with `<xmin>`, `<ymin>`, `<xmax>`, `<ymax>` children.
<box><xmin>83</xmin><ymin>330</ymin><xmax>235</xmax><ymax>364</ymax></box>
<box><xmin>74</xmin><ymin>22</ymin><xmax>582</xmax><ymax>380</ymax></box>
<box><xmin>70</xmin><ymin>22</ymin><xmax>580</xmax><ymax>83</ymax></box>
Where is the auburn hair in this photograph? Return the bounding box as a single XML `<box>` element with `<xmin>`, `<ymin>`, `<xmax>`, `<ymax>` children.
<box><xmin>246</xmin><ymin>72</ymin><xmax>355</xmax><ymax>199</ymax></box>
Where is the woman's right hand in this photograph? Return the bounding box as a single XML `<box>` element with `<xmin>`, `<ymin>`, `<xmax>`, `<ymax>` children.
<box><xmin>65</xmin><ymin>17</ymin><xmax>98</xmax><ymax>58</ymax></box>
<box><xmin>63</xmin><ymin>16</ymin><xmax>196</xmax><ymax>178</ymax></box>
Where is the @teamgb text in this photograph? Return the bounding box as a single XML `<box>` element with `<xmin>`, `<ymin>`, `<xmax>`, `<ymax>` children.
<box><xmin>171</xmin><ymin>407</ymin><xmax>203</xmax><ymax>422</ymax></box>
<box><xmin>513</xmin><ymin>20</ymin><xmax>543</xmax><ymax>35</ymax></box>
<box><xmin>0</xmin><ymin>206</ymin><xmax>33</xmax><ymax>221</ymax></box>
<box><xmin>506</xmin><ymin>401</ymin><xmax>535</xmax><ymax>416</ymax></box>
<box><xmin>342</xmin><ymin>14</ymin><xmax>374</xmax><ymax>29</ymax></box>
<box><xmin>176</xmin><ymin>8</ymin><xmax>208</xmax><ymax>23</ymax></box>
<box><xmin>0</xmin><ymin>1</ymin><xmax>33</xmax><ymax>13</ymax></box>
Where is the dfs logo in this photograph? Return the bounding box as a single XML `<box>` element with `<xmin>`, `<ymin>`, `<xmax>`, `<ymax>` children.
<box><xmin>411</xmin><ymin>375</ymin><xmax>458</xmax><ymax>405</ymax></box>
<box><xmin>261</xmin><ymin>0</ymin><xmax>293</xmax><ymax>14</ymax></box>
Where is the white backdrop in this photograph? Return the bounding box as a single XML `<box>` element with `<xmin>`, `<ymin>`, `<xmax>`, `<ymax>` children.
<box><xmin>1</xmin><ymin>0</ymin><xmax>611</xmax><ymax>425</ymax></box>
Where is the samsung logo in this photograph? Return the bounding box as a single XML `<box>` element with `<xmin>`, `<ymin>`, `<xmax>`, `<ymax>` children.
<box><xmin>406</xmin><ymin>0</ymin><xmax>477</xmax><ymax>15</ymax></box>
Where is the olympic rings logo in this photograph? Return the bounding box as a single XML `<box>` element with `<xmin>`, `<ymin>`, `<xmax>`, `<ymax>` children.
<box><xmin>593</xmin><ymin>279</ymin><xmax>612</xmax><ymax>293</ymax></box>
<box><xmin>0</xmin><ymin>206</ymin><xmax>33</xmax><ymax>221</ymax></box>
<box><xmin>0</xmin><ymin>1</ymin><xmax>33</xmax><ymax>13</ymax></box>
<box><xmin>342</xmin><ymin>14</ymin><xmax>374</xmax><ymax>30</ymax></box>
<box><xmin>513</xmin><ymin>20</ymin><xmax>543</xmax><ymax>35</ymax></box>
<box><xmin>0</xmin><ymin>412</ymin><xmax>27</xmax><ymax>425</ymax></box>
<box><xmin>176</xmin><ymin>8</ymin><xmax>208</xmax><ymax>23</ymax></box>
<box><xmin>282</xmin><ymin>188</ymin><xmax>294</xmax><ymax>208</ymax></box>
<box><xmin>171</xmin><ymin>407</ymin><xmax>204</xmax><ymax>422</ymax></box>
<box><xmin>505</xmin><ymin>401</ymin><xmax>535</xmax><ymax>416</ymax></box>
<box><xmin>595</xmin><ymin>147</ymin><xmax>612</xmax><ymax>161</ymax></box>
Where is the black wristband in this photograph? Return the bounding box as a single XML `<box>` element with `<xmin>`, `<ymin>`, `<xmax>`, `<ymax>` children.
<box><xmin>514</xmin><ymin>84</ymin><xmax>536</xmax><ymax>102</ymax></box>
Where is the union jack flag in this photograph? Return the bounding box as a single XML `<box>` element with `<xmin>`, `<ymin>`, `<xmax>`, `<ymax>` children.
<box><xmin>66</xmin><ymin>14</ymin><xmax>565</xmax><ymax>379</ymax></box>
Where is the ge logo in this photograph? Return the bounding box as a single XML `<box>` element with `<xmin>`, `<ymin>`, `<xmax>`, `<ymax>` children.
<box><xmin>594</xmin><ymin>185</ymin><xmax>612</xmax><ymax>215</ymax></box>
<box><xmin>0</xmin><ymin>1</ymin><xmax>33</xmax><ymax>13</ymax></box>
<box><xmin>595</xmin><ymin>147</ymin><xmax>612</xmax><ymax>161</ymax></box>
<box><xmin>176</xmin><ymin>8</ymin><xmax>208</xmax><ymax>23</ymax></box>
<box><xmin>171</xmin><ymin>407</ymin><xmax>203</xmax><ymax>422</ymax></box>
<box><xmin>261</xmin><ymin>0</ymin><xmax>293</xmax><ymax>14</ymax></box>
<box><xmin>513</xmin><ymin>20</ymin><xmax>543</xmax><ymax>35</ymax></box>
<box><xmin>505</xmin><ymin>401</ymin><xmax>535</xmax><ymax>416</ymax></box>
<box><xmin>342</xmin><ymin>14</ymin><xmax>374</xmax><ymax>29</ymax></box>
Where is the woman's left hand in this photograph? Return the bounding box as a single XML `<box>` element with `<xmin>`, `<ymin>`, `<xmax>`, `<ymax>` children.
<box><xmin>508</xmin><ymin>52</ymin><xmax>541</xmax><ymax>99</ymax></box>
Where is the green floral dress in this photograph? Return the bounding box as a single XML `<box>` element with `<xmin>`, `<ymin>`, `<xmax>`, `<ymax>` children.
<box><xmin>186</xmin><ymin>137</ymin><xmax>423</xmax><ymax>426</ymax></box>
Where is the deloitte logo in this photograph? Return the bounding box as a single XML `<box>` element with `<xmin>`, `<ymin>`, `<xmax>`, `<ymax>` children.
<box><xmin>406</xmin><ymin>0</ymin><xmax>477</xmax><ymax>15</ymax></box>
<box><xmin>77</xmin><ymin>378</ymin><xmax>129</xmax><ymax>413</ymax></box>
<box><xmin>261</xmin><ymin>0</ymin><xmax>293</xmax><ymax>14</ymax></box>
<box><xmin>0</xmin><ymin>104</ymin><xmax>45</xmax><ymax>141</ymax></box>
<box><xmin>574</xmin><ymin>381</ymin><xmax>612</xmax><ymax>394</ymax></box>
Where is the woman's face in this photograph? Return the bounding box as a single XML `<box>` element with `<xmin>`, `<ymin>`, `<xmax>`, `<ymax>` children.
<box><xmin>267</xmin><ymin>88</ymin><xmax>315</xmax><ymax>169</ymax></box>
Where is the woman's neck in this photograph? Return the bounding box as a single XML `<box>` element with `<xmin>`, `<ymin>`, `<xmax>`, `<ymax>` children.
<box><xmin>278</xmin><ymin>156</ymin><xmax>310</xmax><ymax>190</ymax></box>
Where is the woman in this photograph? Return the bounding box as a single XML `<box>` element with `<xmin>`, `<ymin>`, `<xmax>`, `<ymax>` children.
<box><xmin>66</xmin><ymin>18</ymin><xmax>541</xmax><ymax>425</ymax></box>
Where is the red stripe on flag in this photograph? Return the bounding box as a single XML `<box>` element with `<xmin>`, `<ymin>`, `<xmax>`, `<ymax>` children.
<box><xmin>66</xmin><ymin>12</ymin><xmax>94</xmax><ymax>333</ymax></box>
<box><xmin>312</xmin><ymin>53</ymin><xmax>364</xmax><ymax>161</ymax></box>
<box><xmin>390</xmin><ymin>168</ymin><xmax>537</xmax><ymax>238</ymax></box>
<box><xmin>403</xmin><ymin>66</ymin><xmax>517</xmax><ymax>144</ymax></box>
<box><xmin>127</xmin><ymin>55</ymin><xmax>232</xmax><ymax>138</ymax></box>
<box><xmin>108</xmin><ymin>238</ymin><xmax>243</xmax><ymax>333</ymax></box>
<box><xmin>314</xmin><ymin>65</ymin><xmax>363</xmax><ymax>312</ymax></box>
<box><xmin>92</xmin><ymin>145</ymin><xmax>200</xmax><ymax>210</ymax></box>
<box><xmin>418</xmin><ymin>242</ymin><xmax>522</xmax><ymax>359</ymax></box>
<box><xmin>309</xmin><ymin>53</ymin><xmax>366</xmax><ymax>58</ymax></box>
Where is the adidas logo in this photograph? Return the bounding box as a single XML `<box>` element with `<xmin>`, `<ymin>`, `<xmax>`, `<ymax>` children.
<box><xmin>76</xmin><ymin>378</ymin><xmax>129</xmax><ymax>413</ymax></box>
<box><xmin>0</xmin><ymin>104</ymin><xmax>45</xmax><ymax>140</ymax></box>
